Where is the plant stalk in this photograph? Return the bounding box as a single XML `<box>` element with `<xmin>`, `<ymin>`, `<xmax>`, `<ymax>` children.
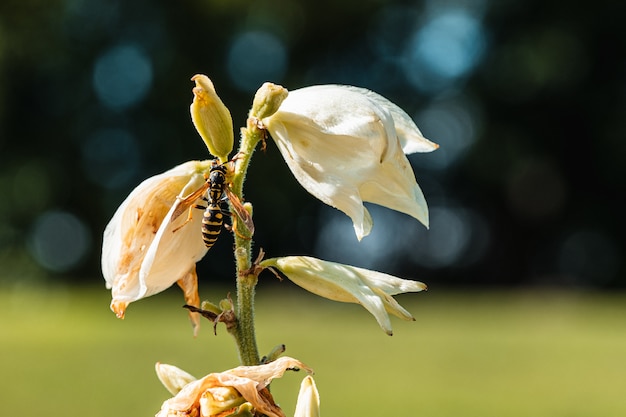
<box><xmin>228</xmin><ymin>118</ymin><xmax>265</xmax><ymax>366</ymax></box>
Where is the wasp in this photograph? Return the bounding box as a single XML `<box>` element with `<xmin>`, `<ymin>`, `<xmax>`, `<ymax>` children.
<box><xmin>172</xmin><ymin>161</ymin><xmax>254</xmax><ymax>249</ymax></box>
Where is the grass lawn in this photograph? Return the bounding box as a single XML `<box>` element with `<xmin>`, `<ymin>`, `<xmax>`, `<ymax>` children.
<box><xmin>1</xmin><ymin>283</ymin><xmax>626</xmax><ymax>416</ymax></box>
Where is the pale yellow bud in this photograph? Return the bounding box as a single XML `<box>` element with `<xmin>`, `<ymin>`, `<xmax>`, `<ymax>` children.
<box><xmin>250</xmin><ymin>82</ymin><xmax>288</xmax><ymax>119</ymax></box>
<box><xmin>155</xmin><ymin>362</ymin><xmax>197</xmax><ymax>395</ymax></box>
<box><xmin>190</xmin><ymin>74</ymin><xmax>234</xmax><ymax>163</ymax></box>
<box><xmin>200</xmin><ymin>386</ymin><xmax>246</xmax><ymax>416</ymax></box>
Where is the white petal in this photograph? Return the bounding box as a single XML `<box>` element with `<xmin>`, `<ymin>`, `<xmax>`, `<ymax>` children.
<box><xmin>263</xmin><ymin>256</ymin><xmax>426</xmax><ymax>335</ymax></box>
<box><xmin>138</xmin><ymin>177</ymin><xmax>208</xmax><ymax>299</ymax></box>
<box><xmin>102</xmin><ymin>160</ymin><xmax>213</xmax><ymax>315</ymax></box>
<box><xmin>294</xmin><ymin>376</ymin><xmax>320</xmax><ymax>417</ymax></box>
<box><xmin>351</xmin><ymin>86</ymin><xmax>439</xmax><ymax>154</ymax></box>
<box><xmin>264</xmin><ymin>85</ymin><xmax>433</xmax><ymax>239</ymax></box>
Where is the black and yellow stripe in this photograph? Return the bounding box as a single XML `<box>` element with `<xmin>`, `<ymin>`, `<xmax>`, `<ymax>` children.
<box><xmin>200</xmin><ymin>164</ymin><xmax>228</xmax><ymax>249</ymax></box>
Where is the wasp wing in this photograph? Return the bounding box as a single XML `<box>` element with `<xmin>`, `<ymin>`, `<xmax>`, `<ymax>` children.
<box><xmin>225</xmin><ymin>188</ymin><xmax>255</xmax><ymax>236</ymax></box>
<box><xmin>170</xmin><ymin>182</ymin><xmax>209</xmax><ymax>222</ymax></box>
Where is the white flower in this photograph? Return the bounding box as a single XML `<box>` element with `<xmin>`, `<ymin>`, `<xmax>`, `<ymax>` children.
<box><xmin>156</xmin><ymin>356</ymin><xmax>313</xmax><ymax>417</ymax></box>
<box><xmin>294</xmin><ymin>375</ymin><xmax>320</xmax><ymax>417</ymax></box>
<box><xmin>102</xmin><ymin>160</ymin><xmax>214</xmax><ymax>332</ymax></box>
<box><xmin>262</xmin><ymin>85</ymin><xmax>438</xmax><ymax>240</ymax></box>
<box><xmin>260</xmin><ymin>256</ymin><xmax>427</xmax><ymax>335</ymax></box>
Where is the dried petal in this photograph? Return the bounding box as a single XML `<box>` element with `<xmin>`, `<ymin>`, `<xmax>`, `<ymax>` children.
<box><xmin>102</xmin><ymin>160</ymin><xmax>213</xmax><ymax>324</ymax></box>
<box><xmin>157</xmin><ymin>357</ymin><xmax>313</xmax><ymax>417</ymax></box>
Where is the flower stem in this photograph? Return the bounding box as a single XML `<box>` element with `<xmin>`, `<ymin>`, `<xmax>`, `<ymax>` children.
<box><xmin>228</xmin><ymin>118</ymin><xmax>265</xmax><ymax>366</ymax></box>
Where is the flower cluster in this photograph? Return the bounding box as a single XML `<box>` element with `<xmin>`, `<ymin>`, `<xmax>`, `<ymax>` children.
<box><xmin>101</xmin><ymin>75</ymin><xmax>437</xmax><ymax>416</ymax></box>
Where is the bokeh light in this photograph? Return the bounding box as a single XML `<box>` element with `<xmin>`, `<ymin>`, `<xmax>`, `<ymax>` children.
<box><xmin>407</xmin><ymin>204</ymin><xmax>490</xmax><ymax>269</ymax></box>
<box><xmin>226</xmin><ymin>30</ymin><xmax>288</xmax><ymax>92</ymax></box>
<box><xmin>28</xmin><ymin>210</ymin><xmax>91</xmax><ymax>273</ymax></box>
<box><xmin>402</xmin><ymin>6</ymin><xmax>487</xmax><ymax>94</ymax></box>
<box><xmin>315</xmin><ymin>205</ymin><xmax>418</xmax><ymax>271</ymax></box>
<box><xmin>314</xmin><ymin>203</ymin><xmax>490</xmax><ymax>273</ymax></box>
<box><xmin>410</xmin><ymin>94</ymin><xmax>482</xmax><ymax>171</ymax></box>
<box><xmin>92</xmin><ymin>43</ymin><xmax>153</xmax><ymax>111</ymax></box>
<box><xmin>81</xmin><ymin>128</ymin><xmax>141</xmax><ymax>190</ymax></box>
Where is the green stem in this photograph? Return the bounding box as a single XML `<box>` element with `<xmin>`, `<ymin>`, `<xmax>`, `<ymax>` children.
<box><xmin>228</xmin><ymin>118</ymin><xmax>264</xmax><ymax>366</ymax></box>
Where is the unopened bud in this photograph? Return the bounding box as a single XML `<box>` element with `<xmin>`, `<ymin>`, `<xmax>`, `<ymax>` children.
<box><xmin>200</xmin><ymin>386</ymin><xmax>246</xmax><ymax>416</ymax></box>
<box><xmin>190</xmin><ymin>74</ymin><xmax>234</xmax><ymax>163</ymax></box>
<box><xmin>155</xmin><ymin>362</ymin><xmax>197</xmax><ymax>395</ymax></box>
<box><xmin>250</xmin><ymin>82</ymin><xmax>288</xmax><ymax>119</ymax></box>
<box><xmin>294</xmin><ymin>376</ymin><xmax>320</xmax><ymax>417</ymax></box>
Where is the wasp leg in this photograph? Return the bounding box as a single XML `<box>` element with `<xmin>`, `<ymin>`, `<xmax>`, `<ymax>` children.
<box><xmin>172</xmin><ymin>198</ymin><xmax>207</xmax><ymax>233</ymax></box>
<box><xmin>228</xmin><ymin>215</ymin><xmax>252</xmax><ymax>240</ymax></box>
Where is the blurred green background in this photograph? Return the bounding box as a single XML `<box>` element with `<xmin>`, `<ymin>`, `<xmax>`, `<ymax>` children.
<box><xmin>3</xmin><ymin>286</ymin><xmax>626</xmax><ymax>416</ymax></box>
<box><xmin>1</xmin><ymin>0</ymin><xmax>626</xmax><ymax>416</ymax></box>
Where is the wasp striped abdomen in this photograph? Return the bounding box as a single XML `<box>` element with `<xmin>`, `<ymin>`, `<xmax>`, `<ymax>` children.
<box><xmin>171</xmin><ymin>159</ymin><xmax>254</xmax><ymax>247</ymax></box>
<box><xmin>200</xmin><ymin>164</ymin><xmax>228</xmax><ymax>249</ymax></box>
<box><xmin>201</xmin><ymin>205</ymin><xmax>224</xmax><ymax>248</ymax></box>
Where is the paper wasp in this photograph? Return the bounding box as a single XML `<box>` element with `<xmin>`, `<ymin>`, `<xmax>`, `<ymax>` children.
<box><xmin>172</xmin><ymin>160</ymin><xmax>254</xmax><ymax>249</ymax></box>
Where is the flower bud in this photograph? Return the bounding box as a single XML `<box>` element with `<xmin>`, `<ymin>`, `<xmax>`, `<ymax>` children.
<box><xmin>155</xmin><ymin>362</ymin><xmax>197</xmax><ymax>395</ymax></box>
<box><xmin>200</xmin><ymin>386</ymin><xmax>246</xmax><ymax>416</ymax></box>
<box><xmin>250</xmin><ymin>82</ymin><xmax>288</xmax><ymax>119</ymax></box>
<box><xmin>190</xmin><ymin>74</ymin><xmax>234</xmax><ymax>162</ymax></box>
<box><xmin>294</xmin><ymin>376</ymin><xmax>320</xmax><ymax>417</ymax></box>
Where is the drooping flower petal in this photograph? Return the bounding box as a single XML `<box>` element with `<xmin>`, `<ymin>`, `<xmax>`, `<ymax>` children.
<box><xmin>294</xmin><ymin>375</ymin><xmax>320</xmax><ymax>417</ymax></box>
<box><xmin>156</xmin><ymin>356</ymin><xmax>313</xmax><ymax>417</ymax></box>
<box><xmin>102</xmin><ymin>160</ymin><xmax>213</xmax><ymax>326</ymax></box>
<box><xmin>260</xmin><ymin>256</ymin><xmax>427</xmax><ymax>335</ymax></box>
<box><xmin>262</xmin><ymin>85</ymin><xmax>438</xmax><ymax>240</ymax></box>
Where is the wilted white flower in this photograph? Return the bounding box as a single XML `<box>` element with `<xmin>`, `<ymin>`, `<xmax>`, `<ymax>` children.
<box><xmin>260</xmin><ymin>256</ymin><xmax>427</xmax><ymax>336</ymax></box>
<box><xmin>262</xmin><ymin>85</ymin><xmax>438</xmax><ymax>240</ymax></box>
<box><xmin>294</xmin><ymin>375</ymin><xmax>320</xmax><ymax>417</ymax></box>
<box><xmin>156</xmin><ymin>356</ymin><xmax>313</xmax><ymax>417</ymax></box>
<box><xmin>102</xmin><ymin>160</ymin><xmax>214</xmax><ymax>331</ymax></box>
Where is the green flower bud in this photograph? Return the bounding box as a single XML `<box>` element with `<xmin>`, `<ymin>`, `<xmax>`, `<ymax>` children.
<box><xmin>250</xmin><ymin>82</ymin><xmax>288</xmax><ymax>119</ymax></box>
<box><xmin>190</xmin><ymin>74</ymin><xmax>234</xmax><ymax>163</ymax></box>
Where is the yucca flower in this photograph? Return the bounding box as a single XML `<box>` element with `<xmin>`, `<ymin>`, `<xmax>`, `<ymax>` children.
<box><xmin>260</xmin><ymin>256</ymin><xmax>427</xmax><ymax>335</ymax></box>
<box><xmin>101</xmin><ymin>160</ymin><xmax>214</xmax><ymax>332</ymax></box>
<box><xmin>155</xmin><ymin>356</ymin><xmax>313</xmax><ymax>417</ymax></box>
<box><xmin>262</xmin><ymin>85</ymin><xmax>438</xmax><ymax>240</ymax></box>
